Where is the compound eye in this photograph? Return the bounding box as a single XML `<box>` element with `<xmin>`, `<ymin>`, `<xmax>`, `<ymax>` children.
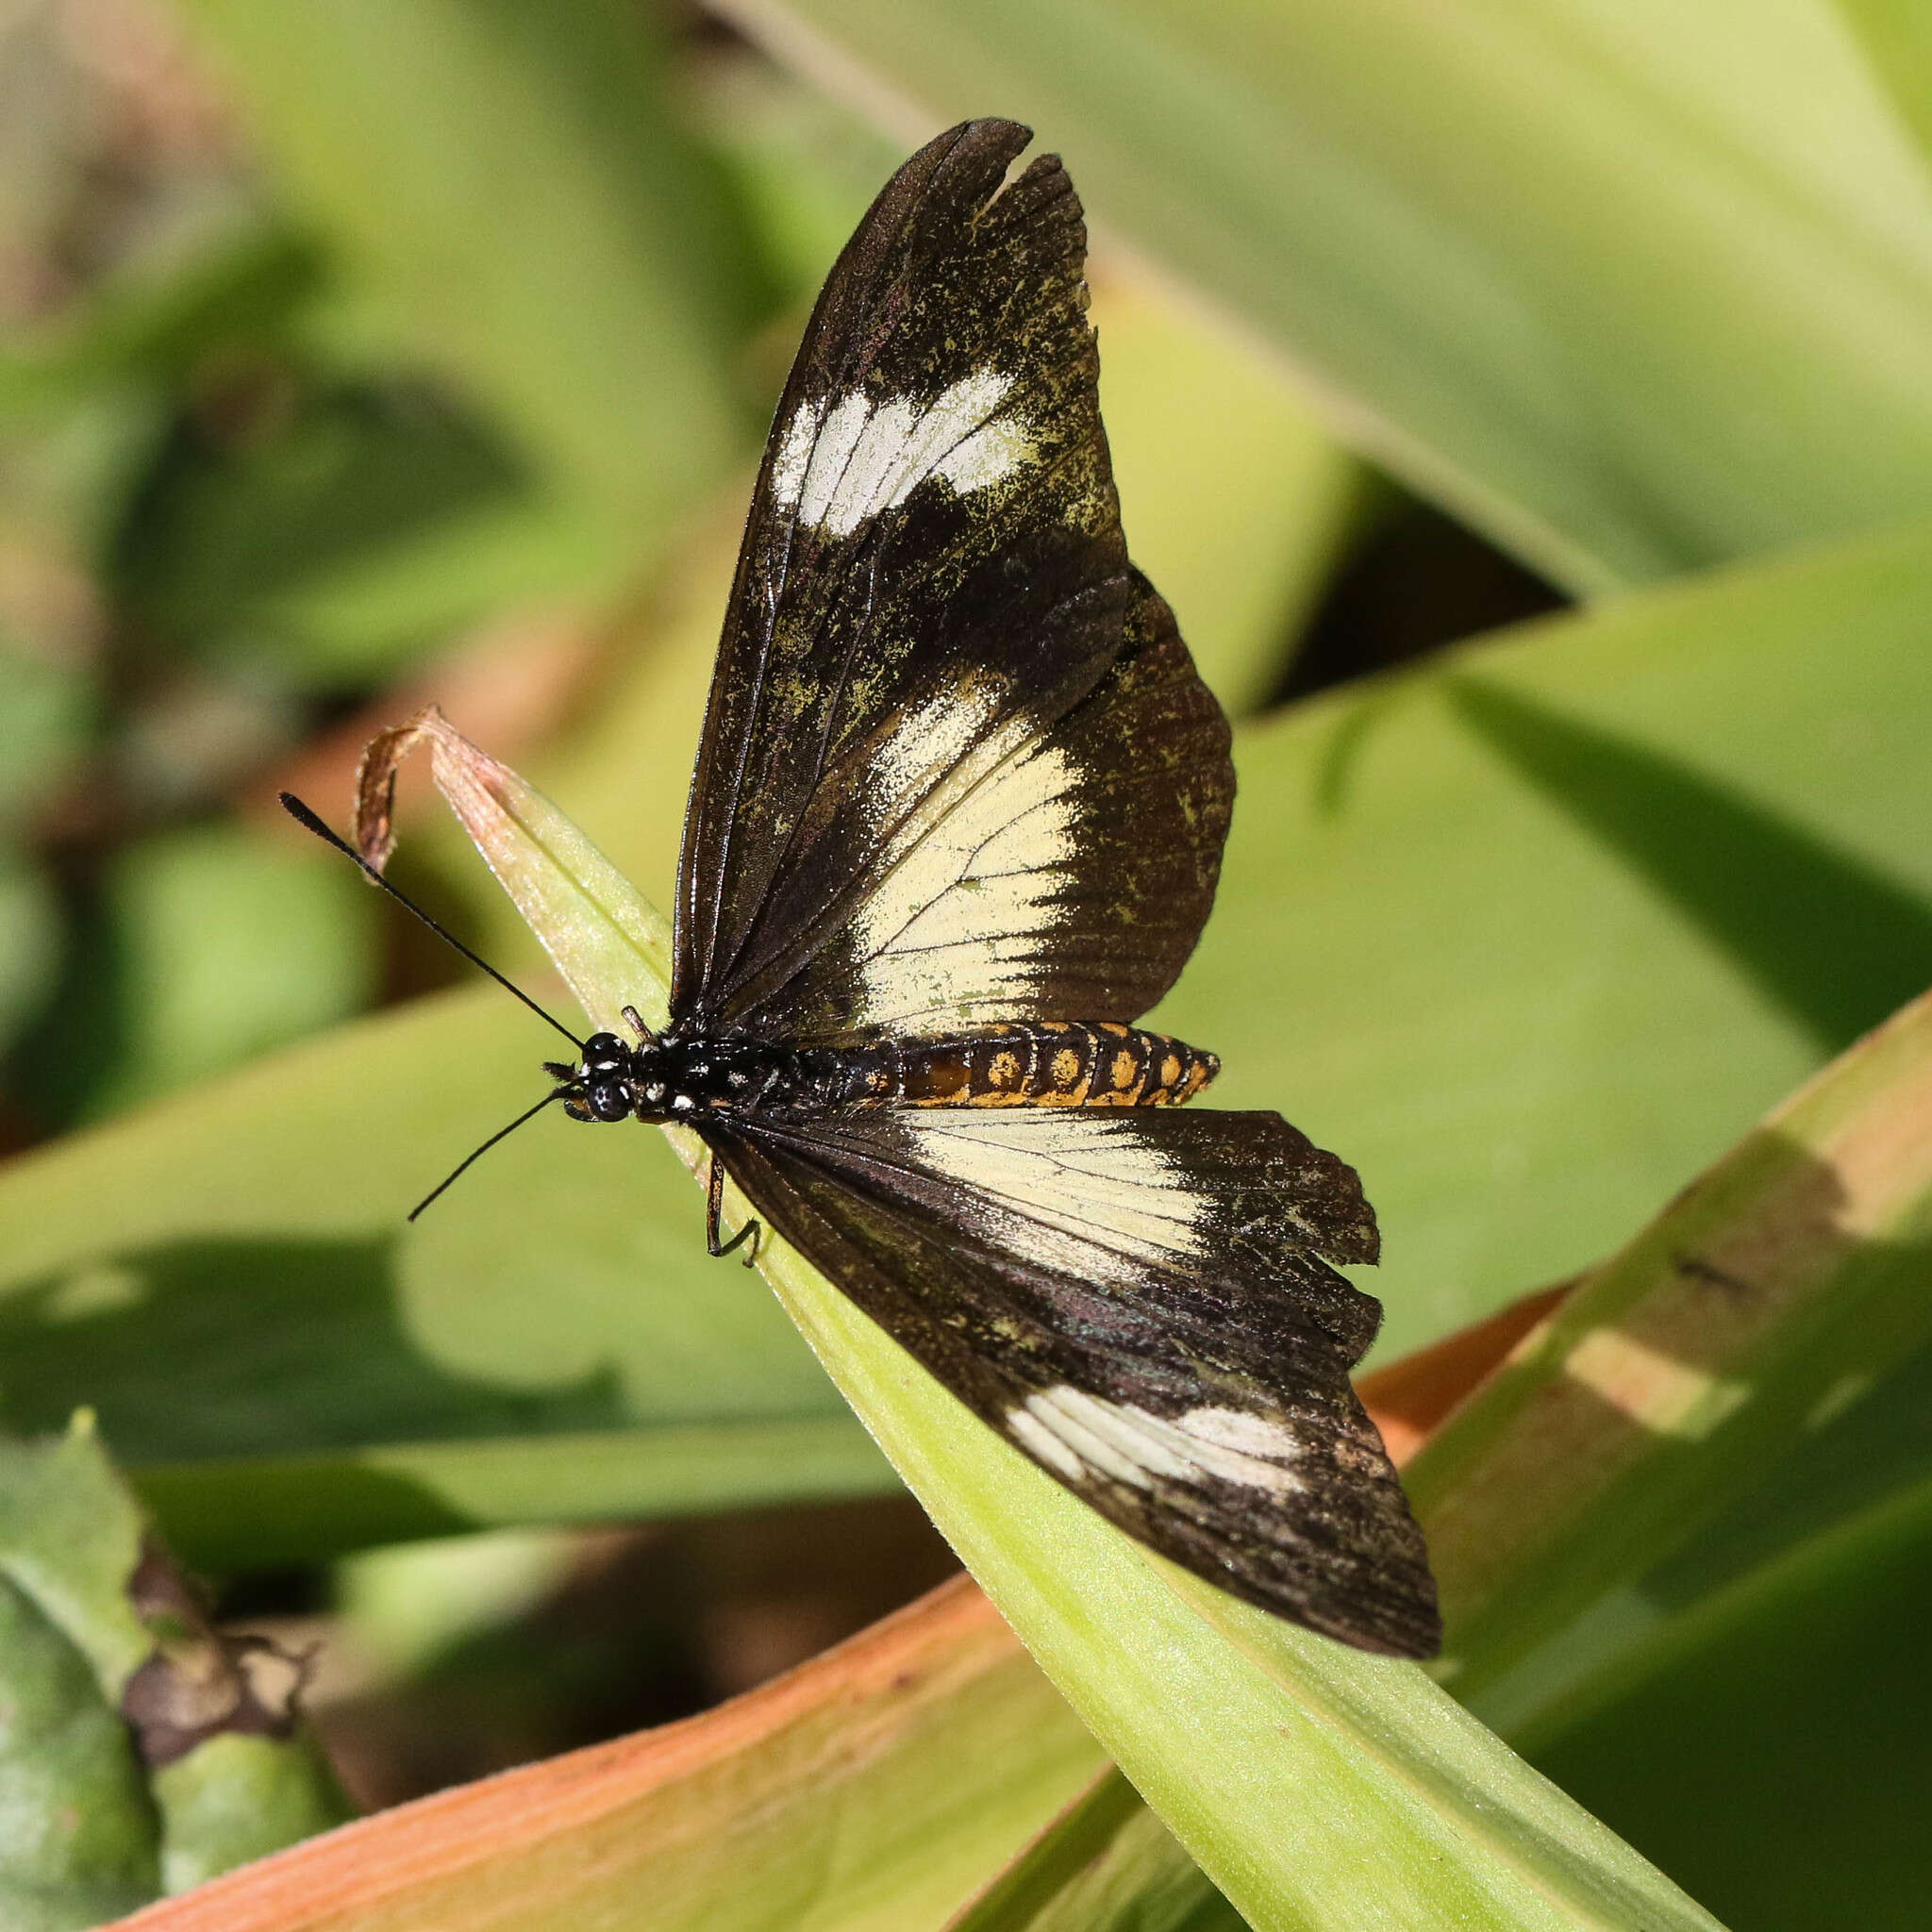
<box><xmin>590</xmin><ymin>1080</ymin><xmax>632</xmax><ymax>1122</ymax></box>
<box><xmin>579</xmin><ymin>1032</ymin><xmax>629</xmax><ymax>1078</ymax></box>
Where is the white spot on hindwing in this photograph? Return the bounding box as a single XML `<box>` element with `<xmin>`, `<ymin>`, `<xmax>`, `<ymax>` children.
<box><xmin>1023</xmin><ymin>1387</ymin><xmax>1183</xmax><ymax>1488</ymax></box>
<box><xmin>1177</xmin><ymin>1407</ymin><xmax>1304</xmax><ymax>1462</ymax></box>
<box><xmin>1007</xmin><ymin>1404</ymin><xmax>1085</xmax><ymax>1480</ymax></box>
<box><xmin>897</xmin><ymin>1112</ymin><xmax>1205</xmax><ymax>1277</ymax></box>
<box><xmin>770</xmin><ymin>369</ymin><xmax>1033</xmax><ymax>537</ymax></box>
<box><xmin>1007</xmin><ymin>1387</ymin><xmax>1307</xmax><ymax>1497</ymax></box>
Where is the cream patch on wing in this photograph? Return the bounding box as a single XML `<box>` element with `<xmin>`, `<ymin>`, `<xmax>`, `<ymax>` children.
<box><xmin>1170</xmin><ymin>1406</ymin><xmax>1307</xmax><ymax>1492</ymax></box>
<box><xmin>849</xmin><ymin>683</ymin><xmax>1081</xmax><ymax>1028</ymax></box>
<box><xmin>770</xmin><ymin>370</ymin><xmax>1033</xmax><ymax>537</ymax></box>
<box><xmin>769</xmin><ymin>401</ymin><xmax>819</xmax><ymax>508</ymax></box>
<box><xmin>1006</xmin><ymin>1389</ymin><xmax>1307</xmax><ymax>1497</ymax></box>
<box><xmin>1006</xmin><ymin>1404</ymin><xmax>1086</xmax><ymax>1481</ymax></box>
<box><xmin>899</xmin><ymin>1112</ymin><xmax>1205</xmax><ymax>1278</ymax></box>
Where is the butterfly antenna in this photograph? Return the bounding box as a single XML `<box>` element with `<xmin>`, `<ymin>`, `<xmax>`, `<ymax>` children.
<box><xmin>408</xmin><ymin>1089</ymin><xmax>575</xmax><ymax>1222</ymax></box>
<box><xmin>279</xmin><ymin>791</ymin><xmax>585</xmax><ymax>1052</ymax></box>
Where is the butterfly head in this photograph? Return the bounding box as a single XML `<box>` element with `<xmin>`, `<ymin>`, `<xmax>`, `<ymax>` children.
<box><xmin>545</xmin><ymin>1031</ymin><xmax>641</xmax><ymax>1124</ymax></box>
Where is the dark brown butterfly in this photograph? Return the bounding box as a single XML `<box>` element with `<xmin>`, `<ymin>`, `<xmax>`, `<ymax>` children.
<box><xmin>290</xmin><ymin>120</ymin><xmax>1439</xmax><ymax>1657</ymax></box>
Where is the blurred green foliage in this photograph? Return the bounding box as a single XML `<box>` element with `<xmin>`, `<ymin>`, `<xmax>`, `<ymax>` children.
<box><xmin>0</xmin><ymin>1419</ymin><xmax>344</xmax><ymax>1925</ymax></box>
<box><xmin>1</xmin><ymin>0</ymin><xmax>1931</xmax><ymax>1926</ymax></box>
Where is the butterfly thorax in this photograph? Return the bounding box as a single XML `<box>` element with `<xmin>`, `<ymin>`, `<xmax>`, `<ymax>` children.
<box><xmin>553</xmin><ymin>1020</ymin><xmax>1218</xmax><ymax>1125</ymax></box>
<box><xmin>553</xmin><ymin>1028</ymin><xmax>811</xmax><ymax>1124</ymax></box>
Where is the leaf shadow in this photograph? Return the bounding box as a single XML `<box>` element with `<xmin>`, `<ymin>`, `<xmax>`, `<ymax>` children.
<box><xmin>0</xmin><ymin>1234</ymin><xmax>629</xmax><ymax>1465</ymax></box>
<box><xmin>1450</xmin><ymin>677</ymin><xmax>1932</xmax><ymax>1054</ymax></box>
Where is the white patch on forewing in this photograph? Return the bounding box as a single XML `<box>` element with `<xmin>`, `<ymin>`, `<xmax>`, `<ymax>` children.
<box><xmin>1010</xmin><ymin>1388</ymin><xmax>1307</xmax><ymax>1497</ymax></box>
<box><xmin>935</xmin><ymin>413</ymin><xmax>1034</xmax><ymax>493</ymax></box>
<box><xmin>769</xmin><ymin>402</ymin><xmax>818</xmax><ymax>508</ymax></box>
<box><xmin>898</xmin><ymin>1113</ymin><xmax>1206</xmax><ymax>1278</ymax></box>
<box><xmin>850</xmin><ymin>684</ymin><xmax>1081</xmax><ymax>1028</ymax></box>
<box><xmin>768</xmin><ymin>370</ymin><xmax>1032</xmax><ymax>537</ymax></box>
<box><xmin>865</xmin><ymin>678</ymin><xmax>1007</xmax><ymax>815</ymax></box>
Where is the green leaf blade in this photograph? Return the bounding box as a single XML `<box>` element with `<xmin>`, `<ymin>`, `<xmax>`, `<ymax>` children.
<box><xmin>1407</xmin><ymin>979</ymin><xmax>1932</xmax><ymax>1712</ymax></box>
<box><xmin>723</xmin><ymin>0</ymin><xmax>1932</xmax><ymax>589</ymax></box>
<box><xmin>0</xmin><ymin>1571</ymin><xmax>158</xmax><ymax>1932</ymax></box>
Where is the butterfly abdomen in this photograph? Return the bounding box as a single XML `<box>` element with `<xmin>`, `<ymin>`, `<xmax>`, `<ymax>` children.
<box><xmin>816</xmin><ymin>1023</ymin><xmax>1218</xmax><ymax>1109</ymax></box>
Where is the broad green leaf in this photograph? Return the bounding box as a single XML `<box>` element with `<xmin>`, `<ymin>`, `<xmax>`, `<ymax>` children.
<box><xmin>108</xmin><ymin>1579</ymin><xmax>1106</xmax><ymax>1932</ymax></box>
<box><xmin>1367</xmin><ymin>975</ymin><xmax>1932</xmax><ymax>1926</ymax></box>
<box><xmin>944</xmin><ymin>1768</ymin><xmax>1239</xmax><ymax>1932</ymax></box>
<box><xmin>1355</xmin><ymin>981</ymin><xmax>1932</xmax><ymax>1932</ymax></box>
<box><xmin>1160</xmin><ymin>511</ymin><xmax>1932</xmax><ymax>1357</ymax></box>
<box><xmin>1408</xmin><ymin>983</ymin><xmax>1932</xmax><ymax>1709</ymax></box>
<box><xmin>1530</xmin><ymin>1470</ymin><xmax>1932</xmax><ymax>1931</ymax></box>
<box><xmin>135</xmin><ymin>1414</ymin><xmax>887</xmax><ymax>1574</ymax></box>
<box><xmin>391</xmin><ymin>714</ymin><xmax>1725</xmax><ymax>1932</ymax></box>
<box><xmin>1835</xmin><ymin>0</ymin><xmax>1932</xmax><ymax>169</ymax></box>
<box><xmin>0</xmin><ymin>1421</ymin><xmax>349</xmax><ymax>1919</ymax></box>
<box><xmin>0</xmin><ymin>1426</ymin><xmax>157</xmax><ymax>1932</ymax></box>
<box><xmin>173</xmin><ymin>0</ymin><xmax>758</xmax><ymax>598</ymax></box>
<box><xmin>722</xmin><ymin>0</ymin><xmax>1932</xmax><ymax>590</ymax></box>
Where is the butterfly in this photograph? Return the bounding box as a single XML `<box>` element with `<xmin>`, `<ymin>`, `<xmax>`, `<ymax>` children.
<box><xmin>290</xmin><ymin>119</ymin><xmax>1439</xmax><ymax>1658</ymax></box>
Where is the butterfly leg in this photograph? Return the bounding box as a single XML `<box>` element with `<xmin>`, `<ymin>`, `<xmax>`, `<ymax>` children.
<box><xmin>622</xmin><ymin>1004</ymin><xmax>655</xmax><ymax>1042</ymax></box>
<box><xmin>705</xmin><ymin>1153</ymin><xmax>761</xmax><ymax>1266</ymax></box>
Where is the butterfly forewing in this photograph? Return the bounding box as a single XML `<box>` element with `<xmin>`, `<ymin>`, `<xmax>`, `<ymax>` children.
<box><xmin>713</xmin><ymin>1108</ymin><xmax>1441</xmax><ymax>1658</ymax></box>
<box><xmin>672</xmin><ymin>120</ymin><xmax>1232</xmax><ymax>1044</ymax></box>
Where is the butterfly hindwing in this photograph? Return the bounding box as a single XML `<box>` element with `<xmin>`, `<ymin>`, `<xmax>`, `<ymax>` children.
<box><xmin>672</xmin><ymin>120</ymin><xmax>1233</xmax><ymax>1044</ymax></box>
<box><xmin>711</xmin><ymin>1107</ymin><xmax>1441</xmax><ymax>1658</ymax></box>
